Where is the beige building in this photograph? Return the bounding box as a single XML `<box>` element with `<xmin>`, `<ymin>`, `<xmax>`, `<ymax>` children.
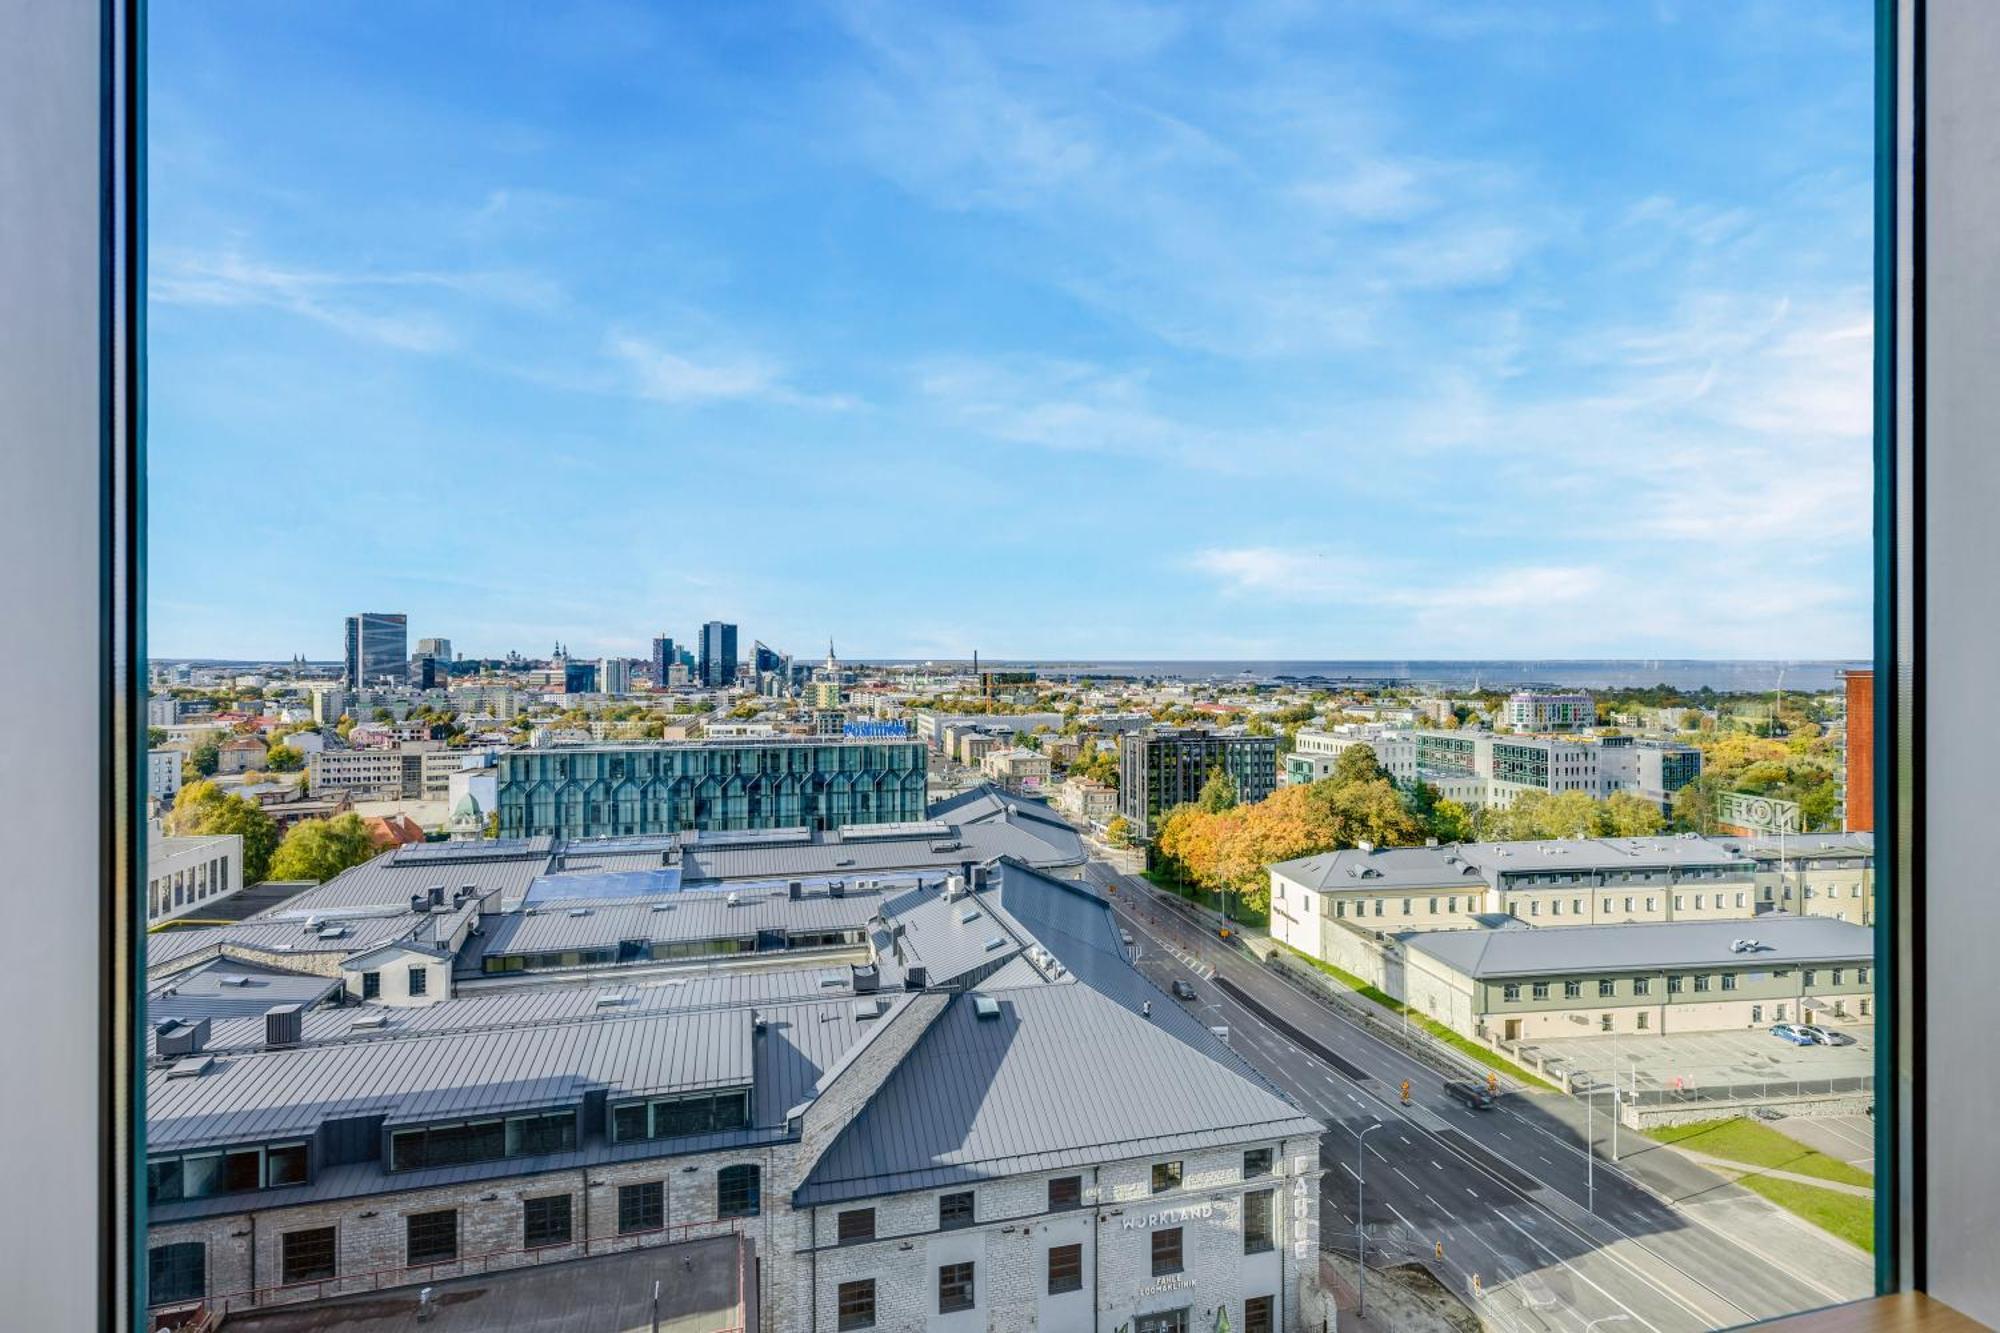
<box><xmin>980</xmin><ymin>745</ymin><xmax>1052</xmax><ymax>795</ymax></box>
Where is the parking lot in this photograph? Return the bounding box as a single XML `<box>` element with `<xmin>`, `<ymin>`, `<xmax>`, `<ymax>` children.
<box><xmin>1531</xmin><ymin>1024</ymin><xmax>1875</xmax><ymax>1099</ymax></box>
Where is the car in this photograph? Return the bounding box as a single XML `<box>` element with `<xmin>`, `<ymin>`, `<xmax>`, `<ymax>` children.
<box><xmin>1170</xmin><ymin>979</ymin><xmax>1198</xmax><ymax>1001</ymax></box>
<box><xmin>1444</xmin><ymin>1081</ymin><xmax>1496</xmax><ymax>1110</ymax></box>
<box><xmin>1119</xmin><ymin>929</ymin><xmax>1134</xmax><ymax>947</ymax></box>
<box><xmin>1770</xmin><ymin>1022</ymin><xmax>1816</xmax><ymax>1046</ymax></box>
<box><xmin>1798</xmin><ymin>1023</ymin><xmax>1850</xmax><ymax>1046</ymax></box>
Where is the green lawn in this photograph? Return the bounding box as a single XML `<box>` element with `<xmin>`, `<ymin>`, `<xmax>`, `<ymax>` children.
<box><xmin>1644</xmin><ymin>1118</ymin><xmax>1874</xmax><ymax>1187</ymax></box>
<box><xmin>1736</xmin><ymin>1175</ymin><xmax>1875</xmax><ymax>1254</ymax></box>
<box><xmin>1274</xmin><ymin>943</ymin><xmax>1560</xmax><ymax>1093</ymax></box>
<box><xmin>1142</xmin><ymin>869</ymin><xmax>1270</xmax><ymax>927</ymax></box>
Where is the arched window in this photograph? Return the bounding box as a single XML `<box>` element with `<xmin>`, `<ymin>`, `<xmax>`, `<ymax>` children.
<box><xmin>718</xmin><ymin>1163</ymin><xmax>760</xmax><ymax>1219</ymax></box>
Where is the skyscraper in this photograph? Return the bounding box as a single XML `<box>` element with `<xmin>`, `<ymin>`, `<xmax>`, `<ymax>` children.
<box><xmin>599</xmin><ymin>657</ymin><xmax>631</xmax><ymax>695</ymax></box>
<box><xmin>343</xmin><ymin>613</ymin><xmax>407</xmax><ymax>689</ymax></box>
<box><xmin>699</xmin><ymin>620</ymin><xmax>737</xmax><ymax>687</ymax></box>
<box><xmin>650</xmin><ymin>634</ymin><xmax>675</xmax><ymax>687</ymax></box>
<box><xmin>414</xmin><ymin>637</ymin><xmax>452</xmax><ymax>663</ymax></box>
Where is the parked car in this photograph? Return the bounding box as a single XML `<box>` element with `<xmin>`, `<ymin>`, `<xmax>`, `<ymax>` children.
<box><xmin>1444</xmin><ymin>1080</ymin><xmax>1496</xmax><ymax>1110</ymax></box>
<box><xmin>1798</xmin><ymin>1023</ymin><xmax>1850</xmax><ymax>1046</ymax></box>
<box><xmin>1769</xmin><ymin>1022</ymin><xmax>1816</xmax><ymax>1046</ymax></box>
<box><xmin>1170</xmin><ymin>979</ymin><xmax>1198</xmax><ymax>1001</ymax></box>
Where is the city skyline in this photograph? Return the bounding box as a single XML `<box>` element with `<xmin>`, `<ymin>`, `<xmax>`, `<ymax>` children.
<box><xmin>148</xmin><ymin>2</ymin><xmax>1872</xmax><ymax>661</ymax></box>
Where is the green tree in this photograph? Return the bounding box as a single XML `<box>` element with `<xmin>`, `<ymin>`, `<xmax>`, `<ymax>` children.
<box><xmin>268</xmin><ymin>813</ymin><xmax>379</xmax><ymax>883</ymax></box>
<box><xmin>335</xmin><ymin>713</ymin><xmax>356</xmax><ymax>740</ymax></box>
<box><xmin>1599</xmin><ymin>791</ymin><xmax>1667</xmax><ymax>837</ymax></box>
<box><xmin>371</xmin><ymin>707</ymin><xmax>393</xmax><ymax>723</ymax></box>
<box><xmin>264</xmin><ymin>743</ymin><xmax>304</xmax><ymax>773</ymax></box>
<box><xmin>166</xmin><ymin>781</ymin><xmax>279</xmax><ymax>883</ymax></box>
<box><xmin>147</xmin><ymin>727</ymin><xmax>167</xmax><ymax>749</ymax></box>
<box><xmin>1330</xmin><ymin>744</ymin><xmax>1390</xmax><ymax>787</ymax></box>
<box><xmin>1197</xmin><ymin>765</ymin><xmax>1240</xmax><ymax>813</ymax></box>
<box><xmin>184</xmin><ymin>733</ymin><xmax>221</xmax><ymax>780</ymax></box>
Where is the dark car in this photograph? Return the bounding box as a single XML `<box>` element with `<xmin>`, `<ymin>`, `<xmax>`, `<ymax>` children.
<box><xmin>1170</xmin><ymin>979</ymin><xmax>1198</xmax><ymax>1001</ymax></box>
<box><xmin>1444</xmin><ymin>1080</ymin><xmax>1496</xmax><ymax>1110</ymax></box>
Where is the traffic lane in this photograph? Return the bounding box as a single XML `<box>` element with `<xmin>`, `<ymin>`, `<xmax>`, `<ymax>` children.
<box><xmin>1111</xmin><ymin>885</ymin><xmax>1811</xmax><ymax>1331</ymax></box>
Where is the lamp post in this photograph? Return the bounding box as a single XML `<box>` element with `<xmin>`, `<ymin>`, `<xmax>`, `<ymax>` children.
<box><xmin>1357</xmin><ymin>1122</ymin><xmax>1386</xmax><ymax>1316</ymax></box>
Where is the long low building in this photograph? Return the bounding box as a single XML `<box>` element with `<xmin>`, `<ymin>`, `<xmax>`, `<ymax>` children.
<box><xmin>1396</xmin><ymin>915</ymin><xmax>1875</xmax><ymax>1042</ymax></box>
<box><xmin>142</xmin><ymin>858</ymin><xmax>1324</xmax><ymax>1332</ymax></box>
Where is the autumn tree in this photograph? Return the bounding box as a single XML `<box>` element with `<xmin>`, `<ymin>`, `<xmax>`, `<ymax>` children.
<box><xmin>166</xmin><ymin>781</ymin><xmax>279</xmax><ymax>883</ymax></box>
<box><xmin>268</xmin><ymin>813</ymin><xmax>379</xmax><ymax>883</ymax></box>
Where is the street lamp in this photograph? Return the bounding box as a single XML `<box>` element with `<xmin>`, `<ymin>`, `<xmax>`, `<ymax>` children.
<box><xmin>1356</xmin><ymin>1122</ymin><xmax>1386</xmax><ymax>1316</ymax></box>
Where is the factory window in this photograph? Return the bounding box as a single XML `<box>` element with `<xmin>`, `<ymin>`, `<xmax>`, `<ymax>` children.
<box><xmin>1048</xmin><ymin>1242</ymin><xmax>1084</xmax><ymax>1294</ymax></box>
<box><xmin>718</xmin><ymin>1164</ymin><xmax>761</xmax><ymax>1219</ymax></box>
<box><xmin>617</xmin><ymin>1182</ymin><xmax>665</xmax><ymax>1235</ymax></box>
<box><xmin>1153</xmin><ymin>1225</ymin><xmax>1185</xmax><ymax>1275</ymax></box>
<box><xmin>1244</xmin><ymin>1146</ymin><xmax>1273</xmax><ymax>1178</ymax></box>
<box><xmin>1246</xmin><ymin>1295</ymin><xmax>1276</xmax><ymax>1333</ymax></box>
<box><xmin>405</xmin><ymin>1209</ymin><xmax>458</xmax><ymax>1264</ymax></box>
<box><xmin>390</xmin><ymin>1111</ymin><xmax>575</xmax><ymax>1171</ymax></box>
<box><xmin>523</xmin><ymin>1194</ymin><xmax>573</xmax><ymax>1249</ymax></box>
<box><xmin>1048</xmin><ymin>1175</ymin><xmax>1083</xmax><ymax>1211</ymax></box>
<box><xmin>609</xmin><ymin>1089</ymin><xmax>751</xmax><ymax>1143</ymax></box>
<box><xmin>939</xmin><ymin>1189</ymin><xmax>975</xmax><ymax>1230</ymax></box>
<box><xmin>837</xmin><ymin>1208</ymin><xmax>875</xmax><ymax>1244</ymax></box>
<box><xmin>939</xmin><ymin>1260</ymin><xmax>976</xmax><ymax>1313</ymax></box>
<box><xmin>1244</xmin><ymin>1188</ymin><xmax>1275</xmax><ymax>1254</ymax></box>
<box><xmin>1152</xmin><ymin>1160</ymin><xmax>1183</xmax><ymax>1193</ymax></box>
<box><xmin>149</xmin><ymin>1242</ymin><xmax>206</xmax><ymax>1305</ymax></box>
<box><xmin>282</xmin><ymin>1226</ymin><xmax>337</xmax><ymax>1284</ymax></box>
<box><xmin>837</xmin><ymin>1279</ymin><xmax>877</xmax><ymax>1330</ymax></box>
<box><xmin>146</xmin><ymin>1140</ymin><xmax>310</xmax><ymax>1203</ymax></box>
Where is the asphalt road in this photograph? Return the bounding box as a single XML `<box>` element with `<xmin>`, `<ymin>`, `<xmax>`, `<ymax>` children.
<box><xmin>1083</xmin><ymin>861</ymin><xmax>1871</xmax><ymax>1333</ymax></box>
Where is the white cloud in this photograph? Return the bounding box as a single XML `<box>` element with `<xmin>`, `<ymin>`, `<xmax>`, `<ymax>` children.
<box><xmin>609</xmin><ymin>335</ymin><xmax>857</xmax><ymax>411</ymax></box>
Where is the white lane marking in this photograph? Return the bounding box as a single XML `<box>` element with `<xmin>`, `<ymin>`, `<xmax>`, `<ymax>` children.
<box><xmin>1430</xmin><ymin>1160</ymin><xmax>1444</xmax><ymax>1171</ymax></box>
<box><xmin>1467</xmin><ymin>1188</ymin><xmax>1479</xmax><ymax>1198</ymax></box>
<box><xmin>1395</xmin><ymin>1168</ymin><xmax>1417</xmax><ymax>1186</ymax></box>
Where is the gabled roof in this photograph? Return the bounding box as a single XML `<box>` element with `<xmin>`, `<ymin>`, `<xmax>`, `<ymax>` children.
<box><xmin>1399</xmin><ymin>914</ymin><xmax>1875</xmax><ymax>980</ymax></box>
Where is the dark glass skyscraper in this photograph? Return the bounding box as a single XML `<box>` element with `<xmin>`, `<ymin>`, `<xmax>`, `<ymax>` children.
<box><xmin>699</xmin><ymin>620</ymin><xmax>737</xmax><ymax>687</ymax></box>
<box><xmin>651</xmin><ymin>634</ymin><xmax>675</xmax><ymax>686</ymax></box>
<box><xmin>343</xmin><ymin>612</ymin><xmax>407</xmax><ymax>688</ymax></box>
<box><xmin>1117</xmin><ymin>727</ymin><xmax>1278</xmax><ymax>841</ymax></box>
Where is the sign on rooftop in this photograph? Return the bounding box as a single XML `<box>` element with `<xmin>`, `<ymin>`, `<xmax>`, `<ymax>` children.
<box><xmin>843</xmin><ymin>720</ymin><xmax>911</xmax><ymax>739</ymax></box>
<box><xmin>1717</xmin><ymin>791</ymin><xmax>1801</xmax><ymax>834</ymax></box>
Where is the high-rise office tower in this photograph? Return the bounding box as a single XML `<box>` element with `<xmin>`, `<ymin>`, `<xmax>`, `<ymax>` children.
<box><xmin>651</xmin><ymin>635</ymin><xmax>675</xmax><ymax>687</ymax></box>
<box><xmin>699</xmin><ymin>621</ymin><xmax>737</xmax><ymax>687</ymax></box>
<box><xmin>343</xmin><ymin>613</ymin><xmax>408</xmax><ymax>689</ymax></box>
<box><xmin>414</xmin><ymin>637</ymin><xmax>452</xmax><ymax>663</ymax></box>
<box><xmin>599</xmin><ymin>657</ymin><xmax>631</xmax><ymax>695</ymax></box>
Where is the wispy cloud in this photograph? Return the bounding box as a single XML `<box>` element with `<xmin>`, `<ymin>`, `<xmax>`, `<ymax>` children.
<box><xmin>609</xmin><ymin>335</ymin><xmax>858</xmax><ymax>411</ymax></box>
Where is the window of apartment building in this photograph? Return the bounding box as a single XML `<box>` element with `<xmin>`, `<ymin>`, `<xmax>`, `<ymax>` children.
<box><xmin>837</xmin><ymin>1279</ymin><xmax>876</xmax><ymax>1331</ymax></box>
<box><xmin>1572</xmin><ymin>898</ymin><xmax>1583</xmax><ymax>914</ymax></box>
<box><xmin>407</xmin><ymin>965</ymin><xmax>427</xmax><ymax>997</ymax></box>
<box><xmin>1633</xmin><ymin>976</ymin><xmax>1651</xmax><ymax>996</ymax></box>
<box><xmin>1244</xmin><ymin>1146</ymin><xmax>1273</xmax><ymax>1178</ymax></box>
<box><xmin>1402</xmin><ymin>898</ymin><xmax>1412</xmax><ymax>915</ymax></box>
<box><xmin>1048</xmin><ymin>1175</ymin><xmax>1082</xmax><ymax>1211</ymax></box>
<box><xmin>1598</xmin><ymin>979</ymin><xmax>1616</xmax><ymax>998</ymax></box>
<box><xmin>718</xmin><ymin>1164</ymin><xmax>760</xmax><ymax>1219</ymax></box>
<box><xmin>1667</xmin><ymin>975</ymin><xmax>1684</xmax><ymax>994</ymax></box>
<box><xmin>405</xmin><ymin>1209</ymin><xmax>458</xmax><ymax>1265</ymax></box>
<box><xmin>1753</xmin><ymin>1004</ymin><xmax>1765</xmax><ymax>1022</ymax></box>
<box><xmin>1152</xmin><ymin>1160</ymin><xmax>1182</xmax><ymax>1193</ymax></box>
<box><xmin>939</xmin><ymin>1189</ymin><xmax>975</xmax><ymax>1230</ymax></box>
<box><xmin>281</xmin><ymin>1226</ymin><xmax>338</xmax><ymax>1284</ymax></box>
<box><xmin>1152</xmin><ymin>1225</ymin><xmax>1185</xmax><ymax>1275</ymax></box>
<box><xmin>1735</xmin><ymin>892</ymin><xmax>1747</xmax><ymax>908</ymax></box>
<box><xmin>617</xmin><ymin>1182</ymin><xmax>664</xmax><ymax>1235</ymax></box>
<box><xmin>938</xmin><ymin>1260</ymin><xmax>976</xmax><ymax>1313</ymax></box>
<box><xmin>1246</xmin><ymin>1295</ymin><xmax>1275</xmax><ymax>1333</ymax></box>
<box><xmin>1048</xmin><ymin>1241</ymin><xmax>1084</xmax><ymax>1294</ymax></box>
<box><xmin>1529</xmin><ymin>901</ymin><xmax>1540</xmax><ymax>917</ymax></box>
<box><xmin>1532</xmin><ymin>982</ymin><xmax>1550</xmax><ymax>1000</ymax></box>
<box><xmin>1503</xmin><ymin>983</ymin><xmax>1521</xmax><ymax>1002</ymax></box>
<box><xmin>1673</xmin><ymin>895</ymin><xmax>1684</xmax><ymax>911</ymax></box>
<box><xmin>1448</xmin><ymin>896</ymin><xmax>1459</xmax><ymax>913</ymax></box>
<box><xmin>1722</xmin><ymin>974</ymin><xmax>1738</xmax><ymax>991</ymax></box>
<box><xmin>1645</xmin><ymin>897</ymin><xmax>1657</xmax><ymax>912</ymax></box>
<box><xmin>837</xmin><ymin>1207</ymin><xmax>875</xmax><ymax>1244</ymax></box>
<box><xmin>523</xmin><ymin>1194</ymin><xmax>573</xmax><ymax>1249</ymax></box>
<box><xmin>1636</xmin><ymin>1013</ymin><xmax>1650</xmax><ymax>1030</ymax></box>
<box><xmin>1600</xmin><ymin>1013</ymin><xmax>1614</xmax><ymax>1032</ymax></box>
<box><xmin>1858</xmin><ymin>967</ymin><xmax>1870</xmax><ymax>984</ymax></box>
<box><xmin>1804</xmin><ymin>970</ymin><xmax>1818</xmax><ymax>986</ymax></box>
<box><xmin>1694</xmin><ymin>975</ymin><xmax>1712</xmax><ymax>993</ymax></box>
<box><xmin>1564</xmin><ymin>980</ymin><xmax>1582</xmax><ymax>999</ymax></box>
<box><xmin>1428</xmin><ymin>897</ymin><xmax>1438</xmax><ymax>914</ymax></box>
<box><xmin>360</xmin><ymin>970</ymin><xmax>380</xmax><ymax>1000</ymax></box>
<box><xmin>1243</xmin><ymin>1188</ymin><xmax>1275</xmax><ymax>1254</ymax></box>
<box><xmin>1335</xmin><ymin>899</ymin><xmax>1345</xmax><ymax>918</ymax></box>
<box><xmin>149</xmin><ymin>1242</ymin><xmax>205</xmax><ymax>1305</ymax></box>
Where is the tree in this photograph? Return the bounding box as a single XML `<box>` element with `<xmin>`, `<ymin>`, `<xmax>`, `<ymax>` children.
<box><xmin>335</xmin><ymin>713</ymin><xmax>356</xmax><ymax>740</ymax></box>
<box><xmin>184</xmin><ymin>734</ymin><xmax>221</xmax><ymax>780</ymax></box>
<box><xmin>166</xmin><ymin>781</ymin><xmax>279</xmax><ymax>883</ymax></box>
<box><xmin>268</xmin><ymin>813</ymin><xmax>379</xmax><ymax>883</ymax></box>
<box><xmin>1330</xmin><ymin>745</ymin><xmax>1390</xmax><ymax>787</ymax></box>
<box><xmin>1105</xmin><ymin>816</ymin><xmax>1132</xmax><ymax>848</ymax></box>
<box><xmin>1197</xmin><ymin>765</ymin><xmax>1239</xmax><ymax>813</ymax></box>
<box><xmin>264</xmin><ymin>743</ymin><xmax>304</xmax><ymax>772</ymax></box>
<box><xmin>371</xmin><ymin>707</ymin><xmax>393</xmax><ymax>723</ymax></box>
<box><xmin>147</xmin><ymin>727</ymin><xmax>167</xmax><ymax>749</ymax></box>
<box><xmin>1599</xmin><ymin>791</ymin><xmax>1666</xmax><ymax>837</ymax></box>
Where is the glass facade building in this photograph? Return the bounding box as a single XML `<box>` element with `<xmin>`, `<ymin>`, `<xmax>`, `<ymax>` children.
<box><xmin>343</xmin><ymin>612</ymin><xmax>407</xmax><ymax>689</ymax></box>
<box><xmin>496</xmin><ymin>740</ymin><xmax>929</xmax><ymax>838</ymax></box>
<box><xmin>1117</xmin><ymin>728</ymin><xmax>1279</xmax><ymax>840</ymax></box>
<box><xmin>700</xmin><ymin>621</ymin><xmax>738</xmax><ymax>687</ymax></box>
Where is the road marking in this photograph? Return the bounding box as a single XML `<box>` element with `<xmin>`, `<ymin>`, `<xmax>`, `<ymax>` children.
<box><xmin>1430</xmin><ymin>1160</ymin><xmax>1444</xmax><ymax>1171</ymax></box>
<box><xmin>1425</xmin><ymin>1193</ymin><xmax>1443</xmax><ymax>1209</ymax></box>
<box><xmin>1467</xmin><ymin>1188</ymin><xmax>1479</xmax><ymax>1198</ymax></box>
<box><xmin>1396</xmin><ymin>1168</ymin><xmax>1416</xmax><ymax>1186</ymax></box>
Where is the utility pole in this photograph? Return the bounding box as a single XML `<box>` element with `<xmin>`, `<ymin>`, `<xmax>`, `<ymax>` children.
<box><xmin>1357</xmin><ymin>1122</ymin><xmax>1385</xmax><ymax>1316</ymax></box>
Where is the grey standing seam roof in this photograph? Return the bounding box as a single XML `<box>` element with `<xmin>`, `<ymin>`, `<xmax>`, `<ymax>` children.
<box><xmin>1399</xmin><ymin>914</ymin><xmax>1876</xmax><ymax>979</ymax></box>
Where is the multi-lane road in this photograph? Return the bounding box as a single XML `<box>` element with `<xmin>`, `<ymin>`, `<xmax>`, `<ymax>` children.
<box><xmin>1083</xmin><ymin>860</ymin><xmax>1872</xmax><ymax>1333</ymax></box>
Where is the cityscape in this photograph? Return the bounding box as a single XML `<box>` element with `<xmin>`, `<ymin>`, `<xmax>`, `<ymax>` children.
<box><xmin>142</xmin><ymin>623</ymin><xmax>1878</xmax><ymax>1333</ymax></box>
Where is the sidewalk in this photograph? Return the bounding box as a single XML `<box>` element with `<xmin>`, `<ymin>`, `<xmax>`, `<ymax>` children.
<box><xmin>1665</xmin><ymin>1147</ymin><xmax>1874</xmax><ymax>1197</ymax></box>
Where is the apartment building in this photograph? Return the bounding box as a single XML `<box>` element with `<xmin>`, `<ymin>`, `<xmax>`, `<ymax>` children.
<box><xmin>308</xmin><ymin>743</ymin><xmax>476</xmax><ymax>801</ymax></box>
<box><xmin>980</xmin><ymin>745</ymin><xmax>1052</xmax><ymax>795</ymax></box>
<box><xmin>1501</xmin><ymin>690</ymin><xmax>1595</xmax><ymax>731</ymax></box>
<box><xmin>1304</xmin><ymin>728</ymin><xmax>1702</xmax><ymax>811</ymax></box>
<box><xmin>146</xmin><ymin>829</ymin><xmax>244</xmax><ymax>926</ymax></box>
<box><xmin>1118</xmin><ymin>728</ymin><xmax>1279</xmax><ymax>841</ymax></box>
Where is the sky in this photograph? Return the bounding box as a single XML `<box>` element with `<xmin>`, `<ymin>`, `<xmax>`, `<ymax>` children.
<box><xmin>147</xmin><ymin>0</ymin><xmax>1875</xmax><ymax>663</ymax></box>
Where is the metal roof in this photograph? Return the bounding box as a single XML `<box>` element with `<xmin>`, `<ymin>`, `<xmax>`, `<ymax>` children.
<box><xmin>1398</xmin><ymin>914</ymin><xmax>1875</xmax><ymax>980</ymax></box>
<box><xmin>468</xmin><ymin>891</ymin><xmax>882</xmax><ymax>960</ymax></box>
<box><xmin>146</xmin><ymin>959</ymin><xmax>343</xmax><ymax>1035</ymax></box>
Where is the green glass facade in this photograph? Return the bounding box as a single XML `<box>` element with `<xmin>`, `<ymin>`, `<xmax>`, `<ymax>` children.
<box><xmin>495</xmin><ymin>741</ymin><xmax>928</xmax><ymax>838</ymax></box>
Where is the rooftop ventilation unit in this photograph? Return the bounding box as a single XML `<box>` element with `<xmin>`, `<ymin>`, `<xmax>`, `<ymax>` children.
<box><xmin>594</xmin><ymin>993</ymin><xmax>624</xmax><ymax>1008</ymax></box>
<box><xmin>983</xmin><ymin>935</ymin><xmax>1007</xmax><ymax>952</ymax></box>
<box><xmin>853</xmin><ymin>997</ymin><xmax>887</xmax><ymax>1021</ymax></box>
<box><xmin>218</xmin><ymin>974</ymin><xmax>253</xmax><ymax>988</ymax></box>
<box><xmin>958</xmin><ymin>908</ymin><xmax>982</xmax><ymax>925</ymax></box>
<box><xmin>726</xmin><ymin>892</ymin><xmax>740</xmax><ymax>907</ymax></box>
<box><xmin>851</xmin><ymin>964</ymin><xmax>879</xmax><ymax>994</ymax></box>
<box><xmin>788</xmin><ymin>880</ymin><xmax>803</xmax><ymax>901</ymax></box>
<box><xmin>409</xmin><ymin>893</ymin><xmax>428</xmax><ymax>914</ymax></box>
<box><xmin>350</xmin><ymin>1013</ymin><xmax>389</xmax><ymax>1030</ymax></box>
<box><xmin>155</xmin><ymin>1018</ymin><xmax>210</xmax><ymax>1058</ymax></box>
<box><xmin>970</xmin><ymin>865</ymin><xmax>990</xmax><ymax>890</ymax></box>
<box><xmin>829</xmin><ymin>880</ymin><xmax>846</xmax><ymax>899</ymax></box>
<box><xmin>567</xmin><ymin>907</ymin><xmax>592</xmax><ymax>918</ymax></box>
<box><xmin>943</xmin><ymin>875</ymin><xmax>966</xmax><ymax>901</ymax></box>
<box><xmin>264</xmin><ymin>1004</ymin><xmax>304</xmax><ymax>1048</ymax></box>
<box><xmin>649</xmin><ymin>902</ymin><xmax>674</xmax><ymax>913</ymax></box>
<box><xmin>972</xmin><ymin>994</ymin><xmax>1001</xmax><ymax>1021</ymax></box>
<box><xmin>428</xmin><ymin>885</ymin><xmax>446</xmax><ymax>907</ymax></box>
<box><xmin>316</xmin><ymin>925</ymin><xmax>348</xmax><ymax>940</ymax></box>
<box><xmin>166</xmin><ymin>1055</ymin><xmax>214</xmax><ymax>1079</ymax></box>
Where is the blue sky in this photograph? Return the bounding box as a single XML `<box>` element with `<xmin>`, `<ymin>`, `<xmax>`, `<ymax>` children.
<box><xmin>148</xmin><ymin>0</ymin><xmax>1874</xmax><ymax>662</ymax></box>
